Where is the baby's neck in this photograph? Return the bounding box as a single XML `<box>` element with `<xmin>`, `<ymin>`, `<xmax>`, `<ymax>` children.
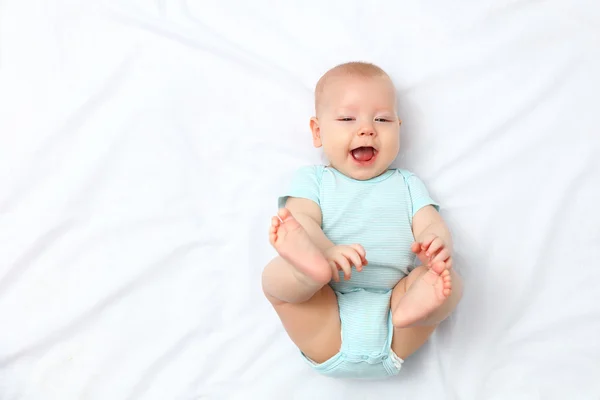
<box><xmin>326</xmin><ymin>164</ymin><xmax>393</xmax><ymax>181</ymax></box>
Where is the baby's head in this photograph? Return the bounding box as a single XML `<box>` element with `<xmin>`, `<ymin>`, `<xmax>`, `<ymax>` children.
<box><xmin>310</xmin><ymin>62</ymin><xmax>401</xmax><ymax>181</ymax></box>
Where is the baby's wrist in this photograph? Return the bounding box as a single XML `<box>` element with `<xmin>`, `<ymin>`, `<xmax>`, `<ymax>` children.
<box><xmin>321</xmin><ymin>242</ymin><xmax>336</xmax><ymax>249</ymax></box>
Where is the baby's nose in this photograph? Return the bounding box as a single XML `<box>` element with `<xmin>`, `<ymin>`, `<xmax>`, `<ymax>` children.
<box><xmin>359</xmin><ymin>128</ymin><xmax>375</xmax><ymax>136</ymax></box>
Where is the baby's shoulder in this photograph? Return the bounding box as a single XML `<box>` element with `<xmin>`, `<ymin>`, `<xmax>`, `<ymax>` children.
<box><xmin>388</xmin><ymin>169</ymin><xmax>433</xmax><ymax>191</ymax></box>
<box><xmin>288</xmin><ymin>164</ymin><xmax>326</xmax><ymax>187</ymax></box>
<box><xmin>390</xmin><ymin>168</ymin><xmax>417</xmax><ymax>181</ymax></box>
<box><xmin>292</xmin><ymin>164</ymin><xmax>325</xmax><ymax>179</ymax></box>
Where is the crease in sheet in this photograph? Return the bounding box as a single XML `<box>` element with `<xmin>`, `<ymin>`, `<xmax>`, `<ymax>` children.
<box><xmin>0</xmin><ymin>45</ymin><xmax>142</xmax><ymax>212</ymax></box>
<box><xmin>0</xmin><ymin>240</ymin><xmax>204</xmax><ymax>369</ymax></box>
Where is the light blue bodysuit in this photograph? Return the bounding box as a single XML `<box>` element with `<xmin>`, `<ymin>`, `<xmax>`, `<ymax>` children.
<box><xmin>279</xmin><ymin>165</ymin><xmax>439</xmax><ymax>379</ymax></box>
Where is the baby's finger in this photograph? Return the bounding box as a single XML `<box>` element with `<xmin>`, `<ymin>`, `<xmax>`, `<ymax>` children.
<box><xmin>346</xmin><ymin>250</ymin><xmax>363</xmax><ymax>272</ymax></box>
<box><xmin>426</xmin><ymin>238</ymin><xmax>444</xmax><ymax>258</ymax></box>
<box><xmin>329</xmin><ymin>261</ymin><xmax>340</xmax><ymax>282</ymax></box>
<box><xmin>421</xmin><ymin>234</ymin><xmax>437</xmax><ymax>250</ymax></box>
<box><xmin>432</xmin><ymin>248</ymin><xmax>450</xmax><ymax>264</ymax></box>
<box><xmin>412</xmin><ymin>246</ymin><xmax>430</xmax><ymax>263</ymax></box>
<box><xmin>346</xmin><ymin>245</ymin><xmax>367</xmax><ymax>267</ymax></box>
<box><xmin>349</xmin><ymin>244</ymin><xmax>366</xmax><ymax>260</ymax></box>
<box><xmin>335</xmin><ymin>255</ymin><xmax>352</xmax><ymax>280</ymax></box>
<box><xmin>416</xmin><ymin>252</ymin><xmax>431</xmax><ymax>267</ymax></box>
<box><xmin>446</xmin><ymin>258</ymin><xmax>453</xmax><ymax>270</ymax></box>
<box><xmin>411</xmin><ymin>242</ymin><xmax>422</xmax><ymax>254</ymax></box>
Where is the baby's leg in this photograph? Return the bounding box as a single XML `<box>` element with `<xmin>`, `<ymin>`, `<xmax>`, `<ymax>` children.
<box><xmin>390</xmin><ymin>265</ymin><xmax>463</xmax><ymax>359</ymax></box>
<box><xmin>262</xmin><ymin>209</ymin><xmax>341</xmax><ymax>363</ymax></box>
<box><xmin>263</xmin><ymin>208</ymin><xmax>332</xmax><ymax>303</ymax></box>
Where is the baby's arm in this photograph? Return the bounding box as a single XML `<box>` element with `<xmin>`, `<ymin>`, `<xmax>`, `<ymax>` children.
<box><xmin>411</xmin><ymin>205</ymin><xmax>453</xmax><ymax>268</ymax></box>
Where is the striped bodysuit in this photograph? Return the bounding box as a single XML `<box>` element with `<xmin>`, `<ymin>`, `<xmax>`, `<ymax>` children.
<box><xmin>278</xmin><ymin>165</ymin><xmax>438</xmax><ymax>379</ymax></box>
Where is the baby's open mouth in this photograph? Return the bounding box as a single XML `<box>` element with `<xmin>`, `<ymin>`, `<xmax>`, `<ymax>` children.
<box><xmin>351</xmin><ymin>146</ymin><xmax>376</xmax><ymax>162</ymax></box>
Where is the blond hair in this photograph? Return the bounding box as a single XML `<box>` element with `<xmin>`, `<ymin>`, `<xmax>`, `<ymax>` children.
<box><xmin>314</xmin><ymin>61</ymin><xmax>391</xmax><ymax>114</ymax></box>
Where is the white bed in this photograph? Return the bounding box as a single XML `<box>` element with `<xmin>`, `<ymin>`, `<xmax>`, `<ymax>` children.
<box><xmin>1</xmin><ymin>1</ymin><xmax>599</xmax><ymax>399</ymax></box>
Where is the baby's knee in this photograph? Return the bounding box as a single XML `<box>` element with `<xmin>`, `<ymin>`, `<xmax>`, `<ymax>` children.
<box><xmin>261</xmin><ymin>266</ymin><xmax>283</xmax><ymax>305</ymax></box>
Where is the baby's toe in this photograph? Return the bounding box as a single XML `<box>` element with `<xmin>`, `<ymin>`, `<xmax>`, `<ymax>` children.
<box><xmin>430</xmin><ymin>261</ymin><xmax>446</xmax><ymax>275</ymax></box>
<box><xmin>443</xmin><ymin>274</ymin><xmax>452</xmax><ymax>290</ymax></box>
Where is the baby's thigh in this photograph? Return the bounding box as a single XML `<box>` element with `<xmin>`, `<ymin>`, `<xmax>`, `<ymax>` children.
<box><xmin>272</xmin><ymin>285</ymin><xmax>341</xmax><ymax>364</ymax></box>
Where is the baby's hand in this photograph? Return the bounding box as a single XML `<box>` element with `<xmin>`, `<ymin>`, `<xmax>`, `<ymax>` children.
<box><xmin>411</xmin><ymin>233</ymin><xmax>452</xmax><ymax>269</ymax></box>
<box><xmin>324</xmin><ymin>244</ymin><xmax>367</xmax><ymax>282</ymax></box>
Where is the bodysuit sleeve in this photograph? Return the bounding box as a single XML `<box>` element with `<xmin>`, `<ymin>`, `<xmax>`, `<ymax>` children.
<box><xmin>400</xmin><ymin>170</ymin><xmax>440</xmax><ymax>221</ymax></box>
<box><xmin>278</xmin><ymin>165</ymin><xmax>323</xmax><ymax>209</ymax></box>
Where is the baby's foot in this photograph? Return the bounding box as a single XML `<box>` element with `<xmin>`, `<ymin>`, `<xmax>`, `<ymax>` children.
<box><xmin>392</xmin><ymin>262</ymin><xmax>452</xmax><ymax>328</ymax></box>
<box><xmin>269</xmin><ymin>208</ymin><xmax>332</xmax><ymax>286</ymax></box>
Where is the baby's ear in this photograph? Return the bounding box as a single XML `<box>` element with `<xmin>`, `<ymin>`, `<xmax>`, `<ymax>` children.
<box><xmin>310</xmin><ymin>117</ymin><xmax>322</xmax><ymax>148</ymax></box>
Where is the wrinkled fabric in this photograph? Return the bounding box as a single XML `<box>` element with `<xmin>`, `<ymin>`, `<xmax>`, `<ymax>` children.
<box><xmin>0</xmin><ymin>0</ymin><xmax>599</xmax><ymax>399</ymax></box>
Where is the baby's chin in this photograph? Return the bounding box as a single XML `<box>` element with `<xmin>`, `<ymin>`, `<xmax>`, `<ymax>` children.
<box><xmin>333</xmin><ymin>163</ymin><xmax>390</xmax><ymax>181</ymax></box>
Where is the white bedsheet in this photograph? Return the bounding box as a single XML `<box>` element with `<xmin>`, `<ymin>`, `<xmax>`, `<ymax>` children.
<box><xmin>1</xmin><ymin>1</ymin><xmax>599</xmax><ymax>399</ymax></box>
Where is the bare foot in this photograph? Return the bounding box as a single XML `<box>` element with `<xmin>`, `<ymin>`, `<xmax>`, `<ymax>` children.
<box><xmin>269</xmin><ymin>208</ymin><xmax>332</xmax><ymax>286</ymax></box>
<box><xmin>392</xmin><ymin>262</ymin><xmax>452</xmax><ymax>328</ymax></box>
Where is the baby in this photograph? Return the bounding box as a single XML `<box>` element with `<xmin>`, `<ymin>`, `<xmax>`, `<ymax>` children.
<box><xmin>262</xmin><ymin>62</ymin><xmax>463</xmax><ymax>379</ymax></box>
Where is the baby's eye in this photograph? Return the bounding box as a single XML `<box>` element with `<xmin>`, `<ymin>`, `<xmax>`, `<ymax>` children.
<box><xmin>375</xmin><ymin>118</ymin><xmax>392</xmax><ymax>122</ymax></box>
<box><xmin>337</xmin><ymin>117</ymin><xmax>355</xmax><ymax>122</ymax></box>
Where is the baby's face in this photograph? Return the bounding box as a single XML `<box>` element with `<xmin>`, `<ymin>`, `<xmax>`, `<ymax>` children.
<box><xmin>311</xmin><ymin>75</ymin><xmax>401</xmax><ymax>181</ymax></box>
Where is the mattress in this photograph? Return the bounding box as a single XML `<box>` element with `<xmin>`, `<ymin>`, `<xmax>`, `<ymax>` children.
<box><xmin>0</xmin><ymin>0</ymin><xmax>599</xmax><ymax>399</ymax></box>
